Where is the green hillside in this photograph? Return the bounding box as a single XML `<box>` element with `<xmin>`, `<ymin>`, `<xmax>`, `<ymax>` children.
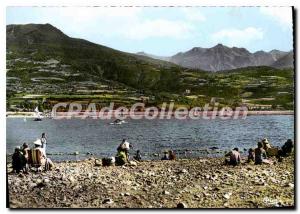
<box><xmin>6</xmin><ymin>24</ymin><xmax>294</xmax><ymax>111</ymax></box>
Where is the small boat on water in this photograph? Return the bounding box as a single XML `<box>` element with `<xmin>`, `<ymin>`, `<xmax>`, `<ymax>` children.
<box><xmin>33</xmin><ymin>107</ymin><xmax>44</xmax><ymax>121</ymax></box>
<box><xmin>33</xmin><ymin>117</ymin><xmax>42</xmax><ymax>121</ymax></box>
<box><xmin>110</xmin><ymin>119</ymin><xmax>127</xmax><ymax>125</ymax></box>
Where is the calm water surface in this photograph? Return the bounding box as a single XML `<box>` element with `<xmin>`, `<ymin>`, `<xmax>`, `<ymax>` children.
<box><xmin>6</xmin><ymin>115</ymin><xmax>294</xmax><ymax>161</ymax></box>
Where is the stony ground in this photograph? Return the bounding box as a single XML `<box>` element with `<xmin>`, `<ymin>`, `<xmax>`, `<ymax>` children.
<box><xmin>7</xmin><ymin>156</ymin><xmax>294</xmax><ymax>208</ymax></box>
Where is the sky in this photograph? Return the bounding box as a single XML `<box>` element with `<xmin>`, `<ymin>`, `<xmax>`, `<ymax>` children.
<box><xmin>6</xmin><ymin>6</ymin><xmax>294</xmax><ymax>56</ymax></box>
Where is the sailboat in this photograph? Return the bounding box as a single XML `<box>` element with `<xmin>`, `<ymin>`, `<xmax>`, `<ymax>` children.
<box><xmin>33</xmin><ymin>106</ymin><xmax>43</xmax><ymax>121</ymax></box>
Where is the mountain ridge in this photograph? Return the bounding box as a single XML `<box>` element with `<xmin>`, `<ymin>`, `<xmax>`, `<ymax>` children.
<box><xmin>6</xmin><ymin>23</ymin><xmax>294</xmax><ymax>110</ymax></box>
<box><xmin>137</xmin><ymin>44</ymin><xmax>293</xmax><ymax>71</ymax></box>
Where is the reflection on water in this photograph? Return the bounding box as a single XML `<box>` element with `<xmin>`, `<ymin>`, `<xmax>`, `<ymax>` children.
<box><xmin>6</xmin><ymin>115</ymin><xmax>294</xmax><ymax>161</ymax></box>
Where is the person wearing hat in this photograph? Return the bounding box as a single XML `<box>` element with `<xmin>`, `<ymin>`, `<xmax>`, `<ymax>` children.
<box><xmin>30</xmin><ymin>139</ymin><xmax>54</xmax><ymax>171</ymax></box>
<box><xmin>262</xmin><ymin>138</ymin><xmax>271</xmax><ymax>150</ymax></box>
<box><xmin>254</xmin><ymin>141</ymin><xmax>268</xmax><ymax>165</ymax></box>
<box><xmin>31</xmin><ymin>139</ymin><xmax>46</xmax><ymax>164</ymax></box>
<box><xmin>12</xmin><ymin>146</ymin><xmax>26</xmax><ymax>173</ymax></box>
<box><xmin>117</xmin><ymin>139</ymin><xmax>132</xmax><ymax>162</ymax></box>
<box><xmin>33</xmin><ymin>139</ymin><xmax>45</xmax><ymax>154</ymax></box>
<box><xmin>263</xmin><ymin>138</ymin><xmax>274</xmax><ymax>157</ymax></box>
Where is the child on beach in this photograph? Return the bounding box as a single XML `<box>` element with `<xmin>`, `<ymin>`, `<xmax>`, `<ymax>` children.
<box><xmin>133</xmin><ymin>150</ymin><xmax>142</xmax><ymax>161</ymax></box>
<box><xmin>247</xmin><ymin>148</ymin><xmax>255</xmax><ymax>163</ymax></box>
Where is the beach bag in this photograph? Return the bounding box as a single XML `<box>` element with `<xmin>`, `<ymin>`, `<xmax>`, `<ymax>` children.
<box><xmin>102</xmin><ymin>157</ymin><xmax>115</xmax><ymax>166</ymax></box>
<box><xmin>45</xmin><ymin>158</ymin><xmax>54</xmax><ymax>171</ymax></box>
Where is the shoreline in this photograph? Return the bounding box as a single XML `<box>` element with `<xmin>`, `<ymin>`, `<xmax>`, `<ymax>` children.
<box><xmin>7</xmin><ymin>156</ymin><xmax>294</xmax><ymax>208</ymax></box>
<box><xmin>6</xmin><ymin>110</ymin><xmax>294</xmax><ymax>118</ymax></box>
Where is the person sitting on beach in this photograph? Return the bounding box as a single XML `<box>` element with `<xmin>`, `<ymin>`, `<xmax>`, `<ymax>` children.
<box><xmin>281</xmin><ymin>139</ymin><xmax>294</xmax><ymax>156</ymax></box>
<box><xmin>12</xmin><ymin>146</ymin><xmax>26</xmax><ymax>173</ymax></box>
<box><xmin>22</xmin><ymin>143</ymin><xmax>30</xmax><ymax>161</ymax></box>
<box><xmin>133</xmin><ymin>150</ymin><xmax>142</xmax><ymax>161</ymax></box>
<box><xmin>41</xmin><ymin>133</ymin><xmax>47</xmax><ymax>153</ymax></box>
<box><xmin>277</xmin><ymin>139</ymin><xmax>294</xmax><ymax>160</ymax></box>
<box><xmin>161</xmin><ymin>151</ymin><xmax>169</xmax><ymax>160</ymax></box>
<box><xmin>117</xmin><ymin>139</ymin><xmax>132</xmax><ymax>162</ymax></box>
<box><xmin>168</xmin><ymin>150</ymin><xmax>176</xmax><ymax>160</ymax></box>
<box><xmin>262</xmin><ymin>138</ymin><xmax>271</xmax><ymax>156</ymax></box>
<box><xmin>254</xmin><ymin>142</ymin><xmax>271</xmax><ymax>165</ymax></box>
<box><xmin>247</xmin><ymin>148</ymin><xmax>255</xmax><ymax>163</ymax></box>
<box><xmin>225</xmin><ymin>148</ymin><xmax>241</xmax><ymax>166</ymax></box>
<box><xmin>22</xmin><ymin>143</ymin><xmax>30</xmax><ymax>172</ymax></box>
<box><xmin>28</xmin><ymin>139</ymin><xmax>53</xmax><ymax>171</ymax></box>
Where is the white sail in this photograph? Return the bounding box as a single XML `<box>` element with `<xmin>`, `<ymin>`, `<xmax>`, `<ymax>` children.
<box><xmin>34</xmin><ymin>106</ymin><xmax>39</xmax><ymax>113</ymax></box>
<box><xmin>34</xmin><ymin>106</ymin><xmax>43</xmax><ymax>120</ymax></box>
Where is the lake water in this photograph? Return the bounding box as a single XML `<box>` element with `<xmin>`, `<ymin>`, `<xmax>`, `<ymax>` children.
<box><xmin>6</xmin><ymin>115</ymin><xmax>294</xmax><ymax>161</ymax></box>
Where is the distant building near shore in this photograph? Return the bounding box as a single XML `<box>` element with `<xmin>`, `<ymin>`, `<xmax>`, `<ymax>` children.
<box><xmin>246</xmin><ymin>104</ymin><xmax>272</xmax><ymax>110</ymax></box>
<box><xmin>185</xmin><ymin>89</ymin><xmax>191</xmax><ymax>95</ymax></box>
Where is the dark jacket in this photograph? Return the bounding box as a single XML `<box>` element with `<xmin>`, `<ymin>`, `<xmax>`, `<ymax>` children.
<box><xmin>254</xmin><ymin>147</ymin><xmax>267</xmax><ymax>164</ymax></box>
<box><xmin>12</xmin><ymin>152</ymin><xmax>26</xmax><ymax>172</ymax></box>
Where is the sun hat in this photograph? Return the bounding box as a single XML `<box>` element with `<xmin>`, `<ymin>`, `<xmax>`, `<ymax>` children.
<box><xmin>33</xmin><ymin>139</ymin><xmax>42</xmax><ymax>146</ymax></box>
<box><xmin>262</xmin><ymin>138</ymin><xmax>269</xmax><ymax>144</ymax></box>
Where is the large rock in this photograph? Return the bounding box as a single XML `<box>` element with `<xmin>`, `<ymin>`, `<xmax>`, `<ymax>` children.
<box><xmin>177</xmin><ymin>202</ymin><xmax>188</xmax><ymax>208</ymax></box>
<box><xmin>95</xmin><ymin>159</ymin><xmax>102</xmax><ymax>167</ymax></box>
<box><xmin>102</xmin><ymin>198</ymin><xmax>114</xmax><ymax>204</ymax></box>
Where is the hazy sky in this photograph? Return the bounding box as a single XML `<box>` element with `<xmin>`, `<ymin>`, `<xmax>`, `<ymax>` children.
<box><xmin>6</xmin><ymin>6</ymin><xmax>293</xmax><ymax>56</ymax></box>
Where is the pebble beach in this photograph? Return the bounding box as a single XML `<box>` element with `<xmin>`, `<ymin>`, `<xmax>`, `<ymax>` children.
<box><xmin>7</xmin><ymin>156</ymin><xmax>294</xmax><ymax>208</ymax></box>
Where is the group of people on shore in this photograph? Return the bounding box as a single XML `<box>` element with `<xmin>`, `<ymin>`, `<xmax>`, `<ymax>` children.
<box><xmin>117</xmin><ymin>140</ymin><xmax>177</xmax><ymax>163</ymax></box>
<box><xmin>11</xmin><ymin>134</ymin><xmax>294</xmax><ymax>172</ymax></box>
<box><xmin>225</xmin><ymin>138</ymin><xmax>294</xmax><ymax>166</ymax></box>
<box><xmin>102</xmin><ymin>139</ymin><xmax>177</xmax><ymax>166</ymax></box>
<box><xmin>161</xmin><ymin>150</ymin><xmax>176</xmax><ymax>161</ymax></box>
<box><xmin>116</xmin><ymin>137</ymin><xmax>294</xmax><ymax>167</ymax></box>
<box><xmin>12</xmin><ymin>133</ymin><xmax>53</xmax><ymax>173</ymax></box>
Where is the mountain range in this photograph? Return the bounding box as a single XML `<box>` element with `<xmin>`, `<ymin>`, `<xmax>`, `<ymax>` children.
<box><xmin>6</xmin><ymin>24</ymin><xmax>294</xmax><ymax>110</ymax></box>
<box><xmin>137</xmin><ymin>44</ymin><xmax>293</xmax><ymax>72</ymax></box>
